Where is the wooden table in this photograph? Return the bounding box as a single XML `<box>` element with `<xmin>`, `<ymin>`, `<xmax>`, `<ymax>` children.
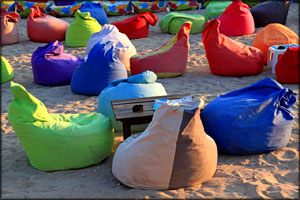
<box><xmin>111</xmin><ymin>94</ymin><xmax>191</xmax><ymax>140</ymax></box>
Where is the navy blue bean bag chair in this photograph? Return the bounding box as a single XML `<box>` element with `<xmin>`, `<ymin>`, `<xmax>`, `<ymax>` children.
<box><xmin>200</xmin><ymin>78</ymin><xmax>297</xmax><ymax>155</ymax></box>
<box><xmin>31</xmin><ymin>40</ymin><xmax>84</xmax><ymax>86</ymax></box>
<box><xmin>71</xmin><ymin>41</ymin><xmax>128</xmax><ymax>96</ymax></box>
<box><xmin>98</xmin><ymin>70</ymin><xmax>167</xmax><ymax>132</ymax></box>
<box><xmin>79</xmin><ymin>2</ymin><xmax>108</xmax><ymax>26</ymax></box>
<box><xmin>250</xmin><ymin>1</ymin><xmax>290</xmax><ymax>28</ymax></box>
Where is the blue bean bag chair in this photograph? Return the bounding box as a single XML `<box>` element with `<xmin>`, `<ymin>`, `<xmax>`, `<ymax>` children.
<box><xmin>71</xmin><ymin>41</ymin><xmax>128</xmax><ymax>96</ymax></box>
<box><xmin>79</xmin><ymin>2</ymin><xmax>108</xmax><ymax>26</ymax></box>
<box><xmin>31</xmin><ymin>40</ymin><xmax>84</xmax><ymax>86</ymax></box>
<box><xmin>98</xmin><ymin>70</ymin><xmax>167</xmax><ymax>132</ymax></box>
<box><xmin>200</xmin><ymin>78</ymin><xmax>297</xmax><ymax>155</ymax></box>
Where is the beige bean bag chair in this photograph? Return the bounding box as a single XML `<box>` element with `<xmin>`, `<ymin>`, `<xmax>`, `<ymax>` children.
<box><xmin>112</xmin><ymin>97</ymin><xmax>218</xmax><ymax>189</ymax></box>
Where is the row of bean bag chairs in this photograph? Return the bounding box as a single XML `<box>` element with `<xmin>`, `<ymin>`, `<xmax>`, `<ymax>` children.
<box><xmin>66</xmin><ymin>10</ymin><xmax>102</xmax><ymax>47</ymax></box>
<box><xmin>98</xmin><ymin>71</ymin><xmax>167</xmax><ymax>132</ymax></box>
<box><xmin>1</xmin><ymin>56</ymin><xmax>14</xmax><ymax>83</ymax></box>
<box><xmin>71</xmin><ymin>42</ymin><xmax>128</xmax><ymax>96</ymax></box>
<box><xmin>250</xmin><ymin>0</ymin><xmax>290</xmax><ymax>28</ymax></box>
<box><xmin>1</xmin><ymin>11</ymin><xmax>20</xmax><ymax>46</ymax></box>
<box><xmin>167</xmin><ymin>0</ymin><xmax>200</xmax><ymax>11</ymax></box>
<box><xmin>275</xmin><ymin>46</ymin><xmax>299</xmax><ymax>84</ymax></box>
<box><xmin>27</xmin><ymin>5</ymin><xmax>69</xmax><ymax>43</ymax></box>
<box><xmin>159</xmin><ymin>12</ymin><xmax>205</xmax><ymax>34</ymax></box>
<box><xmin>112</xmin><ymin>12</ymin><xmax>157</xmax><ymax>40</ymax></box>
<box><xmin>113</xmin><ymin>97</ymin><xmax>217</xmax><ymax>189</ymax></box>
<box><xmin>202</xmin><ymin>19</ymin><xmax>264</xmax><ymax>76</ymax></box>
<box><xmin>200</xmin><ymin>78</ymin><xmax>297</xmax><ymax>155</ymax></box>
<box><xmin>253</xmin><ymin>23</ymin><xmax>299</xmax><ymax>64</ymax></box>
<box><xmin>218</xmin><ymin>1</ymin><xmax>255</xmax><ymax>36</ymax></box>
<box><xmin>8</xmin><ymin>82</ymin><xmax>114</xmax><ymax>171</ymax></box>
<box><xmin>130</xmin><ymin>22</ymin><xmax>191</xmax><ymax>77</ymax></box>
<box><xmin>85</xmin><ymin>24</ymin><xmax>136</xmax><ymax>70</ymax></box>
<box><xmin>31</xmin><ymin>41</ymin><xmax>84</xmax><ymax>86</ymax></box>
<box><xmin>204</xmin><ymin>1</ymin><xmax>232</xmax><ymax>22</ymax></box>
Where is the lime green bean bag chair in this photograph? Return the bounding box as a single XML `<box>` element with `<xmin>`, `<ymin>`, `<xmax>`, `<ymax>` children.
<box><xmin>66</xmin><ymin>10</ymin><xmax>102</xmax><ymax>47</ymax></box>
<box><xmin>8</xmin><ymin>82</ymin><xmax>114</xmax><ymax>171</ymax></box>
<box><xmin>159</xmin><ymin>12</ymin><xmax>205</xmax><ymax>34</ymax></box>
<box><xmin>1</xmin><ymin>56</ymin><xmax>14</xmax><ymax>83</ymax></box>
<box><xmin>205</xmin><ymin>1</ymin><xmax>232</xmax><ymax>22</ymax></box>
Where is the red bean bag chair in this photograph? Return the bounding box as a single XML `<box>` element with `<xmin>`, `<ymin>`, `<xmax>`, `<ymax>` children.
<box><xmin>1</xmin><ymin>12</ymin><xmax>20</xmax><ymax>46</ymax></box>
<box><xmin>253</xmin><ymin>23</ymin><xmax>299</xmax><ymax>64</ymax></box>
<box><xmin>202</xmin><ymin>19</ymin><xmax>264</xmax><ymax>76</ymax></box>
<box><xmin>218</xmin><ymin>1</ymin><xmax>255</xmax><ymax>36</ymax></box>
<box><xmin>111</xmin><ymin>12</ymin><xmax>157</xmax><ymax>39</ymax></box>
<box><xmin>27</xmin><ymin>5</ymin><xmax>70</xmax><ymax>43</ymax></box>
<box><xmin>130</xmin><ymin>22</ymin><xmax>191</xmax><ymax>78</ymax></box>
<box><xmin>275</xmin><ymin>46</ymin><xmax>299</xmax><ymax>84</ymax></box>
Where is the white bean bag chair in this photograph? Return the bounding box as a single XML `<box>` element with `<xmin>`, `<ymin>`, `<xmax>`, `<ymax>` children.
<box><xmin>112</xmin><ymin>97</ymin><xmax>218</xmax><ymax>189</ymax></box>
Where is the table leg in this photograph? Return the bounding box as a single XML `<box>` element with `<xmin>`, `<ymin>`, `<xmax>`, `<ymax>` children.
<box><xmin>122</xmin><ymin>123</ymin><xmax>131</xmax><ymax>140</ymax></box>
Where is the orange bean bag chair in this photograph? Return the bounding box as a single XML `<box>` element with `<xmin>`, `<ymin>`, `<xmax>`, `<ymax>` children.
<box><xmin>130</xmin><ymin>22</ymin><xmax>191</xmax><ymax>78</ymax></box>
<box><xmin>27</xmin><ymin>5</ymin><xmax>70</xmax><ymax>43</ymax></box>
<box><xmin>275</xmin><ymin>46</ymin><xmax>299</xmax><ymax>84</ymax></box>
<box><xmin>218</xmin><ymin>1</ymin><xmax>255</xmax><ymax>36</ymax></box>
<box><xmin>111</xmin><ymin>12</ymin><xmax>157</xmax><ymax>39</ymax></box>
<box><xmin>203</xmin><ymin>19</ymin><xmax>264</xmax><ymax>76</ymax></box>
<box><xmin>1</xmin><ymin>12</ymin><xmax>20</xmax><ymax>46</ymax></box>
<box><xmin>253</xmin><ymin>23</ymin><xmax>299</xmax><ymax>64</ymax></box>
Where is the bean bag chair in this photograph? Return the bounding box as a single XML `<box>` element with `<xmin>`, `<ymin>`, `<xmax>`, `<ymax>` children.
<box><xmin>66</xmin><ymin>10</ymin><xmax>102</xmax><ymax>47</ymax></box>
<box><xmin>1</xmin><ymin>56</ymin><xmax>14</xmax><ymax>83</ymax></box>
<box><xmin>159</xmin><ymin>12</ymin><xmax>205</xmax><ymax>34</ymax></box>
<box><xmin>275</xmin><ymin>46</ymin><xmax>299</xmax><ymax>84</ymax></box>
<box><xmin>202</xmin><ymin>19</ymin><xmax>264</xmax><ymax>76</ymax></box>
<box><xmin>111</xmin><ymin>12</ymin><xmax>157</xmax><ymax>40</ymax></box>
<box><xmin>98</xmin><ymin>70</ymin><xmax>167</xmax><ymax>132</ymax></box>
<box><xmin>27</xmin><ymin>5</ymin><xmax>69</xmax><ymax>43</ymax></box>
<box><xmin>84</xmin><ymin>24</ymin><xmax>136</xmax><ymax>70</ymax></box>
<box><xmin>31</xmin><ymin>40</ymin><xmax>84</xmax><ymax>86</ymax></box>
<box><xmin>250</xmin><ymin>1</ymin><xmax>290</xmax><ymax>28</ymax></box>
<box><xmin>218</xmin><ymin>1</ymin><xmax>255</xmax><ymax>36</ymax></box>
<box><xmin>204</xmin><ymin>1</ymin><xmax>232</xmax><ymax>22</ymax></box>
<box><xmin>8</xmin><ymin>82</ymin><xmax>114</xmax><ymax>171</ymax></box>
<box><xmin>71</xmin><ymin>42</ymin><xmax>128</xmax><ymax>96</ymax></box>
<box><xmin>112</xmin><ymin>97</ymin><xmax>218</xmax><ymax>189</ymax></box>
<box><xmin>130</xmin><ymin>22</ymin><xmax>191</xmax><ymax>78</ymax></box>
<box><xmin>253</xmin><ymin>23</ymin><xmax>299</xmax><ymax>64</ymax></box>
<box><xmin>1</xmin><ymin>12</ymin><xmax>20</xmax><ymax>46</ymax></box>
<box><xmin>79</xmin><ymin>2</ymin><xmax>108</xmax><ymax>26</ymax></box>
<box><xmin>200</xmin><ymin>78</ymin><xmax>297</xmax><ymax>155</ymax></box>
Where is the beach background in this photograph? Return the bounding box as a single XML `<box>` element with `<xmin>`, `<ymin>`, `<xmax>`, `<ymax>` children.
<box><xmin>1</xmin><ymin>5</ymin><xmax>299</xmax><ymax>199</ymax></box>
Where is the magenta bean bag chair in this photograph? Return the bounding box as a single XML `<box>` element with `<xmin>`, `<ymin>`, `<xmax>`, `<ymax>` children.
<box><xmin>27</xmin><ymin>5</ymin><xmax>70</xmax><ymax>43</ymax></box>
<box><xmin>31</xmin><ymin>40</ymin><xmax>84</xmax><ymax>86</ymax></box>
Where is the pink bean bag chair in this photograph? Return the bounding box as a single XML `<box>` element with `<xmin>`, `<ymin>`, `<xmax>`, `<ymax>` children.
<box><xmin>1</xmin><ymin>12</ymin><xmax>20</xmax><ymax>46</ymax></box>
<box><xmin>27</xmin><ymin>5</ymin><xmax>70</xmax><ymax>43</ymax></box>
<box><xmin>111</xmin><ymin>12</ymin><xmax>157</xmax><ymax>39</ymax></box>
<box><xmin>130</xmin><ymin>22</ymin><xmax>191</xmax><ymax>78</ymax></box>
<box><xmin>218</xmin><ymin>1</ymin><xmax>255</xmax><ymax>36</ymax></box>
<box><xmin>203</xmin><ymin>19</ymin><xmax>264</xmax><ymax>76</ymax></box>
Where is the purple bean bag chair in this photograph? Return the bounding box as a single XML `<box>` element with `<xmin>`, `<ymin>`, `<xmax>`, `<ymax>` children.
<box><xmin>31</xmin><ymin>40</ymin><xmax>84</xmax><ymax>86</ymax></box>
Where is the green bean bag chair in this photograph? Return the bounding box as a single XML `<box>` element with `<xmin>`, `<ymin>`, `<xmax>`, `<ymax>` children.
<box><xmin>159</xmin><ymin>12</ymin><xmax>205</xmax><ymax>34</ymax></box>
<box><xmin>8</xmin><ymin>82</ymin><xmax>114</xmax><ymax>171</ymax></box>
<box><xmin>205</xmin><ymin>1</ymin><xmax>232</xmax><ymax>22</ymax></box>
<box><xmin>1</xmin><ymin>56</ymin><xmax>14</xmax><ymax>83</ymax></box>
<box><xmin>66</xmin><ymin>10</ymin><xmax>102</xmax><ymax>47</ymax></box>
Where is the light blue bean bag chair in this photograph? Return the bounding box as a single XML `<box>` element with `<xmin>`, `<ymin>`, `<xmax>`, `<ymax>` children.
<box><xmin>98</xmin><ymin>70</ymin><xmax>167</xmax><ymax>132</ymax></box>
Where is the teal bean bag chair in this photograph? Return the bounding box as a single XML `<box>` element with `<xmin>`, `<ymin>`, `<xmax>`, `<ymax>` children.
<box><xmin>8</xmin><ymin>82</ymin><xmax>114</xmax><ymax>171</ymax></box>
<box><xmin>65</xmin><ymin>10</ymin><xmax>102</xmax><ymax>47</ymax></box>
<box><xmin>159</xmin><ymin>12</ymin><xmax>205</xmax><ymax>34</ymax></box>
<box><xmin>205</xmin><ymin>1</ymin><xmax>232</xmax><ymax>22</ymax></box>
<box><xmin>1</xmin><ymin>56</ymin><xmax>14</xmax><ymax>83</ymax></box>
<box><xmin>98</xmin><ymin>71</ymin><xmax>167</xmax><ymax>132</ymax></box>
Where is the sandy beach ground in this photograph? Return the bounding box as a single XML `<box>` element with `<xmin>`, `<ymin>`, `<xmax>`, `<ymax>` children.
<box><xmin>1</xmin><ymin>5</ymin><xmax>299</xmax><ymax>199</ymax></box>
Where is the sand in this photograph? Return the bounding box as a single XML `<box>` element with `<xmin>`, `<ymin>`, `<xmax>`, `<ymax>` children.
<box><xmin>1</xmin><ymin>5</ymin><xmax>299</xmax><ymax>199</ymax></box>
